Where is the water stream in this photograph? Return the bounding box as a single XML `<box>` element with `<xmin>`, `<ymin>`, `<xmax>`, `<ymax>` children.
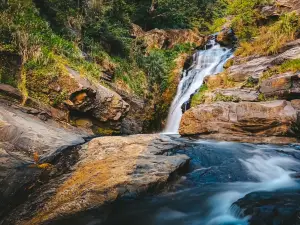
<box><xmin>103</xmin><ymin>138</ymin><xmax>300</xmax><ymax>225</ymax></box>
<box><xmin>165</xmin><ymin>36</ymin><xmax>233</xmax><ymax>133</ymax></box>
<box><xmin>101</xmin><ymin>37</ymin><xmax>300</xmax><ymax>225</ymax></box>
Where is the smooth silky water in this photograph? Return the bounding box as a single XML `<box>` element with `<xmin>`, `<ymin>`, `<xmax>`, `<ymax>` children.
<box><xmin>101</xmin><ymin>36</ymin><xmax>300</xmax><ymax>225</ymax></box>
<box><xmin>103</xmin><ymin>138</ymin><xmax>300</xmax><ymax>225</ymax></box>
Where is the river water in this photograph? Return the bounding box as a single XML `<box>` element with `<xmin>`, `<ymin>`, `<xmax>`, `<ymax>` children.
<box><xmin>100</xmin><ymin>36</ymin><xmax>300</xmax><ymax>225</ymax></box>
<box><xmin>72</xmin><ymin>37</ymin><xmax>300</xmax><ymax>225</ymax></box>
<box><xmin>103</xmin><ymin>137</ymin><xmax>300</xmax><ymax>225</ymax></box>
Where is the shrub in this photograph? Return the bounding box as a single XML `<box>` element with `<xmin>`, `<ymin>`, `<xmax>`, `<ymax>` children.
<box><xmin>191</xmin><ymin>84</ymin><xmax>209</xmax><ymax>107</ymax></box>
<box><xmin>213</xmin><ymin>93</ymin><xmax>240</xmax><ymax>102</ymax></box>
<box><xmin>236</xmin><ymin>12</ymin><xmax>300</xmax><ymax>57</ymax></box>
<box><xmin>260</xmin><ymin>59</ymin><xmax>300</xmax><ymax>84</ymax></box>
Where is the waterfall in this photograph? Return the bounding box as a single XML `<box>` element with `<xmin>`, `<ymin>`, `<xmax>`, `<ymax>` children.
<box><xmin>165</xmin><ymin>36</ymin><xmax>233</xmax><ymax>133</ymax></box>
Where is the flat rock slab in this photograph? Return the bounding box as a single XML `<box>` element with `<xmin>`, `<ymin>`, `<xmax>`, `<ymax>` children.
<box><xmin>3</xmin><ymin>134</ymin><xmax>189</xmax><ymax>225</ymax></box>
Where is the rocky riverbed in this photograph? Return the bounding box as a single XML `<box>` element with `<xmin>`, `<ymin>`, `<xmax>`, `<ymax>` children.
<box><xmin>1</xmin><ymin>99</ymin><xmax>300</xmax><ymax>225</ymax></box>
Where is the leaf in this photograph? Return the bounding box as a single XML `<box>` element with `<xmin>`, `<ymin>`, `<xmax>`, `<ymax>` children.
<box><xmin>37</xmin><ymin>163</ymin><xmax>52</xmax><ymax>169</ymax></box>
<box><xmin>33</xmin><ymin>151</ymin><xmax>39</xmax><ymax>164</ymax></box>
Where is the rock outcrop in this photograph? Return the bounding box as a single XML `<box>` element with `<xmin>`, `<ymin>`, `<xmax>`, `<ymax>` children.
<box><xmin>228</xmin><ymin>41</ymin><xmax>300</xmax><ymax>82</ymax></box>
<box><xmin>260</xmin><ymin>72</ymin><xmax>300</xmax><ymax>99</ymax></box>
<box><xmin>180</xmin><ymin>100</ymin><xmax>300</xmax><ymax>144</ymax></box>
<box><xmin>216</xmin><ymin>28</ymin><xmax>236</xmax><ymax>47</ymax></box>
<box><xmin>64</xmin><ymin>68</ymin><xmax>130</xmax><ymax>133</ymax></box>
<box><xmin>276</xmin><ymin>0</ymin><xmax>300</xmax><ymax>14</ymax></box>
<box><xmin>0</xmin><ymin>100</ymin><xmax>88</xmax><ymax>157</ymax></box>
<box><xmin>233</xmin><ymin>190</ymin><xmax>300</xmax><ymax>225</ymax></box>
<box><xmin>132</xmin><ymin>24</ymin><xmax>206</xmax><ymax>52</ymax></box>
<box><xmin>1</xmin><ymin>134</ymin><xmax>189</xmax><ymax>225</ymax></box>
<box><xmin>7</xmin><ymin>64</ymin><xmax>130</xmax><ymax>134</ymax></box>
<box><xmin>209</xmin><ymin>88</ymin><xmax>259</xmax><ymax>102</ymax></box>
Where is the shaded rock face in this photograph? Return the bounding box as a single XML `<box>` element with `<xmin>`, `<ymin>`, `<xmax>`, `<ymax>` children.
<box><xmin>0</xmin><ymin>100</ymin><xmax>88</xmax><ymax>221</ymax></box>
<box><xmin>260</xmin><ymin>72</ymin><xmax>300</xmax><ymax>99</ymax></box>
<box><xmin>233</xmin><ymin>190</ymin><xmax>300</xmax><ymax>225</ymax></box>
<box><xmin>2</xmin><ymin>134</ymin><xmax>189</xmax><ymax>225</ymax></box>
<box><xmin>0</xmin><ymin>100</ymin><xmax>87</xmax><ymax>157</ymax></box>
<box><xmin>179</xmin><ymin>100</ymin><xmax>300</xmax><ymax>143</ymax></box>
<box><xmin>120</xmin><ymin>97</ymin><xmax>146</xmax><ymax>134</ymax></box>
<box><xmin>58</xmin><ymin>68</ymin><xmax>130</xmax><ymax>132</ymax></box>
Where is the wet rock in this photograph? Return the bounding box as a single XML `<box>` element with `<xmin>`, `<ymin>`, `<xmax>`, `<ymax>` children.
<box><xmin>232</xmin><ymin>190</ymin><xmax>300</xmax><ymax>225</ymax></box>
<box><xmin>179</xmin><ymin>100</ymin><xmax>300</xmax><ymax>143</ymax></box>
<box><xmin>3</xmin><ymin>134</ymin><xmax>189</xmax><ymax>225</ymax></box>
<box><xmin>260</xmin><ymin>72</ymin><xmax>300</xmax><ymax>99</ymax></box>
<box><xmin>216</xmin><ymin>28</ymin><xmax>236</xmax><ymax>47</ymax></box>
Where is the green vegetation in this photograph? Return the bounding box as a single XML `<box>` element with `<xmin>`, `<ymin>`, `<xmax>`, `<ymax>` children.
<box><xmin>236</xmin><ymin>12</ymin><xmax>300</xmax><ymax>56</ymax></box>
<box><xmin>278</xmin><ymin>59</ymin><xmax>300</xmax><ymax>73</ymax></box>
<box><xmin>0</xmin><ymin>0</ymin><xmax>229</xmax><ymax>100</ymax></box>
<box><xmin>260</xmin><ymin>59</ymin><xmax>300</xmax><ymax>83</ymax></box>
<box><xmin>243</xmin><ymin>76</ymin><xmax>258</xmax><ymax>88</ymax></box>
<box><xmin>191</xmin><ymin>84</ymin><xmax>209</xmax><ymax>107</ymax></box>
<box><xmin>257</xmin><ymin>93</ymin><xmax>278</xmax><ymax>101</ymax></box>
<box><xmin>213</xmin><ymin>93</ymin><xmax>240</xmax><ymax>102</ymax></box>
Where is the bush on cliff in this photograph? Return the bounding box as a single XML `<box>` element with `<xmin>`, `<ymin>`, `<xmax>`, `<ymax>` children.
<box><xmin>236</xmin><ymin>12</ymin><xmax>300</xmax><ymax>56</ymax></box>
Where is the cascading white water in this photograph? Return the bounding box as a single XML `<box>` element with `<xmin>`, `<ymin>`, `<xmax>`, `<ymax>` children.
<box><xmin>165</xmin><ymin>36</ymin><xmax>233</xmax><ymax>133</ymax></box>
<box><xmin>205</xmin><ymin>154</ymin><xmax>299</xmax><ymax>225</ymax></box>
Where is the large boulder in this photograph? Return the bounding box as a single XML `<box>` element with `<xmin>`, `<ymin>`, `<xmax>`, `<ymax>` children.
<box><xmin>66</xmin><ymin>68</ymin><xmax>130</xmax><ymax>124</ymax></box>
<box><xmin>0</xmin><ymin>100</ymin><xmax>87</xmax><ymax>157</ymax></box>
<box><xmin>1</xmin><ymin>134</ymin><xmax>189</xmax><ymax>225</ymax></box>
<box><xmin>24</xmin><ymin>63</ymin><xmax>130</xmax><ymax>133</ymax></box>
<box><xmin>179</xmin><ymin>100</ymin><xmax>300</xmax><ymax>143</ymax></box>
<box><xmin>233</xmin><ymin>190</ymin><xmax>300</xmax><ymax>225</ymax></box>
<box><xmin>260</xmin><ymin>72</ymin><xmax>300</xmax><ymax>99</ymax></box>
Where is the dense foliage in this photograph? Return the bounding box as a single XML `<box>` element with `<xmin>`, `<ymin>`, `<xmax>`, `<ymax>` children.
<box><xmin>1</xmin><ymin>0</ymin><xmax>299</xmax><ymax>130</ymax></box>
